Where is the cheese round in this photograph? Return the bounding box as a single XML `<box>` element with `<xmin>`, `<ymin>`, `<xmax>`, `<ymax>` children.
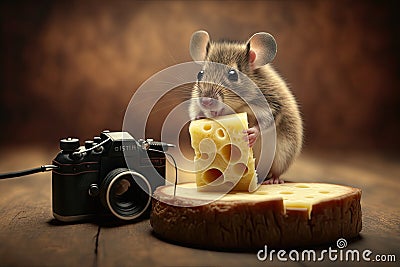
<box><xmin>150</xmin><ymin>182</ymin><xmax>362</xmax><ymax>250</ymax></box>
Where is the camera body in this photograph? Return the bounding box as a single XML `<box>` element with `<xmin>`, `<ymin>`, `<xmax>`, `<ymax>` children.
<box><xmin>52</xmin><ymin>130</ymin><xmax>168</xmax><ymax>222</ymax></box>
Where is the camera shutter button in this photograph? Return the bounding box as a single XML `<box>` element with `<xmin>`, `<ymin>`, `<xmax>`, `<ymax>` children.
<box><xmin>89</xmin><ymin>184</ymin><xmax>100</xmax><ymax>197</ymax></box>
<box><xmin>60</xmin><ymin>138</ymin><xmax>80</xmax><ymax>152</ymax></box>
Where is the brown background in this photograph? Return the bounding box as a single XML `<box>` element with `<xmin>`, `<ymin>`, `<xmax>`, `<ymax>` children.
<box><xmin>0</xmin><ymin>2</ymin><xmax>399</xmax><ymax>266</ymax></box>
<box><xmin>1</xmin><ymin>0</ymin><xmax>399</xmax><ymax>152</ymax></box>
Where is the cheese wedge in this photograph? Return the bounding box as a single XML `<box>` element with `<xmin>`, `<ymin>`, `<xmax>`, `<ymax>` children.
<box><xmin>189</xmin><ymin>113</ymin><xmax>257</xmax><ymax>192</ymax></box>
<box><xmin>151</xmin><ymin>182</ymin><xmax>362</xmax><ymax>249</ymax></box>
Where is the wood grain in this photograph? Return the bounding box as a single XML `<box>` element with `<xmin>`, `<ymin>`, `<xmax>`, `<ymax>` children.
<box><xmin>0</xmin><ymin>148</ymin><xmax>399</xmax><ymax>266</ymax></box>
<box><xmin>0</xmin><ymin>149</ymin><xmax>98</xmax><ymax>267</ymax></box>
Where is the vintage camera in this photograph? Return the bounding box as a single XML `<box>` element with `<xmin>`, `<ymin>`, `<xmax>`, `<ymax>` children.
<box><xmin>52</xmin><ymin>130</ymin><xmax>169</xmax><ymax>222</ymax></box>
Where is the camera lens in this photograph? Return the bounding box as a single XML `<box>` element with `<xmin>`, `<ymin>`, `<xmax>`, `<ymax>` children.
<box><xmin>100</xmin><ymin>168</ymin><xmax>151</xmax><ymax>220</ymax></box>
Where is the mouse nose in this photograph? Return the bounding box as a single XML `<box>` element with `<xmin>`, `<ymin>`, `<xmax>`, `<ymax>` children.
<box><xmin>200</xmin><ymin>97</ymin><xmax>216</xmax><ymax>108</ymax></box>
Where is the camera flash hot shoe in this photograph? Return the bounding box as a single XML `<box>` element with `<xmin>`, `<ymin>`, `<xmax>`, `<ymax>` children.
<box><xmin>0</xmin><ymin>130</ymin><xmax>177</xmax><ymax>223</ymax></box>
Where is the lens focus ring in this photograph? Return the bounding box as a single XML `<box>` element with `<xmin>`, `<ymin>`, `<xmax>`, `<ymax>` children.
<box><xmin>100</xmin><ymin>168</ymin><xmax>152</xmax><ymax>221</ymax></box>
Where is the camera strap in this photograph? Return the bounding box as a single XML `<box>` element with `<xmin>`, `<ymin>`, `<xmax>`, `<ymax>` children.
<box><xmin>0</xmin><ymin>138</ymin><xmax>178</xmax><ymax>197</ymax></box>
<box><xmin>148</xmin><ymin>148</ymin><xmax>178</xmax><ymax>197</ymax></box>
<box><xmin>0</xmin><ymin>165</ymin><xmax>58</xmax><ymax>180</ymax></box>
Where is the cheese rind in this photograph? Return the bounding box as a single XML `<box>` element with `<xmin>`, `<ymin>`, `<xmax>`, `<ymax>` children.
<box><xmin>189</xmin><ymin>113</ymin><xmax>257</xmax><ymax>192</ymax></box>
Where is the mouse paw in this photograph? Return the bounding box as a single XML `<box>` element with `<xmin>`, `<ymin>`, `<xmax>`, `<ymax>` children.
<box><xmin>193</xmin><ymin>111</ymin><xmax>206</xmax><ymax>120</ymax></box>
<box><xmin>262</xmin><ymin>176</ymin><xmax>284</xmax><ymax>184</ymax></box>
<box><xmin>243</xmin><ymin>126</ymin><xmax>259</xmax><ymax>147</ymax></box>
<box><xmin>195</xmin><ymin>115</ymin><xmax>206</xmax><ymax>120</ymax></box>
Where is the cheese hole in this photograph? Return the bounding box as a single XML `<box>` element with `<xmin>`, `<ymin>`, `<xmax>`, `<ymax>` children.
<box><xmin>295</xmin><ymin>184</ymin><xmax>310</xmax><ymax>188</ymax></box>
<box><xmin>201</xmin><ymin>153</ymin><xmax>209</xmax><ymax>160</ymax></box>
<box><xmin>233</xmin><ymin>163</ymin><xmax>248</xmax><ymax>176</ymax></box>
<box><xmin>305</xmin><ymin>196</ymin><xmax>314</xmax><ymax>198</ymax></box>
<box><xmin>203</xmin><ymin>168</ymin><xmax>223</xmax><ymax>184</ymax></box>
<box><xmin>216</xmin><ymin>128</ymin><xmax>226</xmax><ymax>139</ymax></box>
<box><xmin>319</xmin><ymin>191</ymin><xmax>330</xmax><ymax>194</ymax></box>
<box><xmin>254</xmin><ymin>191</ymin><xmax>268</xmax><ymax>195</ymax></box>
<box><xmin>279</xmin><ymin>191</ymin><xmax>294</xmax><ymax>195</ymax></box>
<box><xmin>203</xmin><ymin>124</ymin><xmax>212</xmax><ymax>132</ymax></box>
<box><xmin>220</xmin><ymin>144</ymin><xmax>242</xmax><ymax>163</ymax></box>
<box><xmin>199</xmin><ymin>138</ymin><xmax>216</xmax><ymax>153</ymax></box>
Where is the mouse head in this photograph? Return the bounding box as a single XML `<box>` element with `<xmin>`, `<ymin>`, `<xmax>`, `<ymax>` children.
<box><xmin>190</xmin><ymin>30</ymin><xmax>277</xmax><ymax>71</ymax></box>
<box><xmin>189</xmin><ymin>30</ymin><xmax>277</xmax><ymax>117</ymax></box>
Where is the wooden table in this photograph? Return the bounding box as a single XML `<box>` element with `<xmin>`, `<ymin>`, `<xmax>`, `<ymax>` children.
<box><xmin>0</xmin><ymin>148</ymin><xmax>399</xmax><ymax>266</ymax></box>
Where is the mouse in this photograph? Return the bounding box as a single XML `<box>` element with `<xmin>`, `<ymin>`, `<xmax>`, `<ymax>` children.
<box><xmin>188</xmin><ymin>30</ymin><xmax>303</xmax><ymax>184</ymax></box>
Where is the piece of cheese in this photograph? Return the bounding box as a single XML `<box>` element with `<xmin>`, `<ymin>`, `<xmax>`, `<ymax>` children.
<box><xmin>189</xmin><ymin>113</ymin><xmax>257</xmax><ymax>192</ymax></box>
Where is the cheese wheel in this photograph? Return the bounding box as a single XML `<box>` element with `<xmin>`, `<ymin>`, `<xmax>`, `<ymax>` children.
<box><xmin>150</xmin><ymin>183</ymin><xmax>362</xmax><ymax>249</ymax></box>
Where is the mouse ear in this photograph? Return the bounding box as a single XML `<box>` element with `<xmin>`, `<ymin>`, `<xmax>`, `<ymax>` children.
<box><xmin>190</xmin><ymin>30</ymin><xmax>210</xmax><ymax>62</ymax></box>
<box><xmin>247</xmin><ymin>32</ymin><xmax>277</xmax><ymax>69</ymax></box>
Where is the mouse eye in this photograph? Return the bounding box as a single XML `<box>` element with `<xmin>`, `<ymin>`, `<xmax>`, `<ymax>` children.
<box><xmin>228</xmin><ymin>69</ymin><xmax>238</xmax><ymax>82</ymax></box>
<box><xmin>197</xmin><ymin>70</ymin><xmax>204</xmax><ymax>81</ymax></box>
